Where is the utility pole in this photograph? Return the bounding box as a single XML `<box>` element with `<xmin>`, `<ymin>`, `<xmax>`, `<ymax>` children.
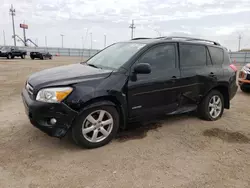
<box><xmin>129</xmin><ymin>20</ymin><xmax>136</xmax><ymax>39</ymax></box>
<box><xmin>238</xmin><ymin>35</ymin><xmax>242</xmax><ymax>51</ymax></box>
<box><xmin>10</xmin><ymin>4</ymin><xmax>16</xmax><ymax>46</ymax></box>
<box><xmin>35</xmin><ymin>38</ymin><xmax>38</xmax><ymax>46</ymax></box>
<box><xmin>3</xmin><ymin>30</ymin><xmax>6</xmax><ymax>45</ymax></box>
<box><xmin>104</xmin><ymin>34</ymin><xmax>107</xmax><ymax>48</ymax></box>
<box><xmin>60</xmin><ymin>34</ymin><xmax>64</xmax><ymax>48</ymax></box>
<box><xmin>45</xmin><ymin>36</ymin><xmax>47</xmax><ymax>48</ymax></box>
<box><xmin>81</xmin><ymin>36</ymin><xmax>83</xmax><ymax>49</ymax></box>
<box><xmin>154</xmin><ymin>29</ymin><xmax>161</xmax><ymax>37</ymax></box>
<box><xmin>90</xmin><ymin>32</ymin><xmax>92</xmax><ymax>49</ymax></box>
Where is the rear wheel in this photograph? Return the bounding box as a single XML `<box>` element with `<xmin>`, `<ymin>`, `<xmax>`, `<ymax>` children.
<box><xmin>240</xmin><ymin>85</ymin><xmax>250</xmax><ymax>93</ymax></box>
<box><xmin>72</xmin><ymin>105</ymin><xmax>119</xmax><ymax>149</ymax></box>
<box><xmin>198</xmin><ymin>90</ymin><xmax>224</xmax><ymax>121</ymax></box>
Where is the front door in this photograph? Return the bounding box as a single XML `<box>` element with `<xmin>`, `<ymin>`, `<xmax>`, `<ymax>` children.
<box><xmin>127</xmin><ymin>43</ymin><xmax>180</xmax><ymax>119</ymax></box>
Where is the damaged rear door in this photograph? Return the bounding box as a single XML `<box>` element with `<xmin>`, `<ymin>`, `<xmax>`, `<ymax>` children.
<box><xmin>178</xmin><ymin>43</ymin><xmax>213</xmax><ymax>105</ymax></box>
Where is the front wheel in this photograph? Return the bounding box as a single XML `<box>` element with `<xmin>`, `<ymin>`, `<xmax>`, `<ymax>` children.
<box><xmin>72</xmin><ymin>105</ymin><xmax>119</xmax><ymax>149</ymax></box>
<box><xmin>7</xmin><ymin>54</ymin><xmax>11</xmax><ymax>59</ymax></box>
<box><xmin>198</xmin><ymin>90</ymin><xmax>224</xmax><ymax>121</ymax></box>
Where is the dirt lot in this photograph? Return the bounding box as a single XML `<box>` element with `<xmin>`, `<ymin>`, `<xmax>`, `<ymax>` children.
<box><xmin>0</xmin><ymin>57</ymin><xmax>250</xmax><ymax>188</ymax></box>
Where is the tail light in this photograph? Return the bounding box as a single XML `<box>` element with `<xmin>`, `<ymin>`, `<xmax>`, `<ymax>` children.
<box><xmin>229</xmin><ymin>64</ymin><xmax>237</xmax><ymax>72</ymax></box>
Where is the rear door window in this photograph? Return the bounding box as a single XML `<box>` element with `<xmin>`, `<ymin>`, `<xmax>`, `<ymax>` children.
<box><xmin>208</xmin><ymin>46</ymin><xmax>224</xmax><ymax>65</ymax></box>
<box><xmin>180</xmin><ymin>44</ymin><xmax>206</xmax><ymax>67</ymax></box>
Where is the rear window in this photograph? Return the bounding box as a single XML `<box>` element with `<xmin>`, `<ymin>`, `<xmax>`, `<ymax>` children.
<box><xmin>208</xmin><ymin>46</ymin><xmax>224</xmax><ymax>65</ymax></box>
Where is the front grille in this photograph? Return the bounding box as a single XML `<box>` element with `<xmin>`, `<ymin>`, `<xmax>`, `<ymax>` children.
<box><xmin>26</xmin><ymin>82</ymin><xmax>34</xmax><ymax>96</ymax></box>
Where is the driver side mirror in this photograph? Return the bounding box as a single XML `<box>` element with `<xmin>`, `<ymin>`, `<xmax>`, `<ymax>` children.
<box><xmin>133</xmin><ymin>63</ymin><xmax>151</xmax><ymax>74</ymax></box>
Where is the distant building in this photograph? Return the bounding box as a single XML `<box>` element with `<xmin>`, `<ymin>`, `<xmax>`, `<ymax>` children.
<box><xmin>239</xmin><ymin>49</ymin><xmax>250</xmax><ymax>52</ymax></box>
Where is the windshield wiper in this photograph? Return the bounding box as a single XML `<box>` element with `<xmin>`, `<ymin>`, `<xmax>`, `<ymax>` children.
<box><xmin>87</xmin><ymin>63</ymin><xmax>102</xmax><ymax>69</ymax></box>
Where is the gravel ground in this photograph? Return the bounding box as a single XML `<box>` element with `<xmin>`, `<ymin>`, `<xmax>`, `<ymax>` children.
<box><xmin>0</xmin><ymin>57</ymin><xmax>250</xmax><ymax>188</ymax></box>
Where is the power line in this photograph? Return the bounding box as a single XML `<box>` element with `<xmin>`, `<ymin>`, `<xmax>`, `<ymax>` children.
<box><xmin>129</xmin><ymin>20</ymin><xmax>136</xmax><ymax>39</ymax></box>
<box><xmin>9</xmin><ymin>4</ymin><xmax>16</xmax><ymax>46</ymax></box>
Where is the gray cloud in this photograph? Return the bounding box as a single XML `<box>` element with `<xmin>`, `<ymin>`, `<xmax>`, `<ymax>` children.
<box><xmin>0</xmin><ymin>0</ymin><xmax>249</xmax><ymax>50</ymax></box>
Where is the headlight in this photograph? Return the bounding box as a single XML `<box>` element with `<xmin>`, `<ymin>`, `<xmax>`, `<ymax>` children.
<box><xmin>36</xmin><ymin>87</ymin><xmax>73</xmax><ymax>103</ymax></box>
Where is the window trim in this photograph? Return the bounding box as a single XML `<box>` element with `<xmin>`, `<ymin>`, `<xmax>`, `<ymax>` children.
<box><xmin>205</xmin><ymin>46</ymin><xmax>213</xmax><ymax>66</ymax></box>
<box><xmin>207</xmin><ymin>46</ymin><xmax>224</xmax><ymax>65</ymax></box>
<box><xmin>179</xmin><ymin>43</ymin><xmax>207</xmax><ymax>68</ymax></box>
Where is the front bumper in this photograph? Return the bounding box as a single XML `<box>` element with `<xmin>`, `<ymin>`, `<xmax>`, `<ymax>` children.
<box><xmin>238</xmin><ymin>70</ymin><xmax>250</xmax><ymax>87</ymax></box>
<box><xmin>21</xmin><ymin>88</ymin><xmax>78</xmax><ymax>138</ymax></box>
<box><xmin>0</xmin><ymin>53</ymin><xmax>7</xmax><ymax>57</ymax></box>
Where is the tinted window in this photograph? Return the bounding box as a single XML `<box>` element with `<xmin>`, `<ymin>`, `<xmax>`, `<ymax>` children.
<box><xmin>208</xmin><ymin>46</ymin><xmax>224</xmax><ymax>65</ymax></box>
<box><xmin>139</xmin><ymin>44</ymin><xmax>176</xmax><ymax>70</ymax></box>
<box><xmin>180</xmin><ymin>44</ymin><xmax>206</xmax><ymax>67</ymax></box>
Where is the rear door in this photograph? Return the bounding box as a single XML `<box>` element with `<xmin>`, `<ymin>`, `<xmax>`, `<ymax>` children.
<box><xmin>178</xmin><ymin>43</ymin><xmax>212</xmax><ymax>105</ymax></box>
<box><xmin>127</xmin><ymin>43</ymin><xmax>180</xmax><ymax>119</ymax></box>
<box><xmin>207</xmin><ymin>46</ymin><xmax>225</xmax><ymax>82</ymax></box>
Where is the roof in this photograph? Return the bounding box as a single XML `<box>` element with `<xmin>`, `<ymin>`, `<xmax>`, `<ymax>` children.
<box><xmin>126</xmin><ymin>36</ymin><xmax>222</xmax><ymax>47</ymax></box>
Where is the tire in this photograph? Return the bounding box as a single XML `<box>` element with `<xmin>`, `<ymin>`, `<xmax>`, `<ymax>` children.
<box><xmin>11</xmin><ymin>56</ymin><xmax>14</xmax><ymax>59</ymax></box>
<box><xmin>198</xmin><ymin>90</ymin><xmax>224</xmax><ymax>121</ymax></box>
<box><xmin>240</xmin><ymin>85</ymin><xmax>250</xmax><ymax>93</ymax></box>
<box><xmin>40</xmin><ymin>55</ymin><xmax>44</xmax><ymax>60</ymax></box>
<box><xmin>72</xmin><ymin>105</ymin><xmax>119</xmax><ymax>149</ymax></box>
<box><xmin>21</xmin><ymin>55</ymin><xmax>25</xmax><ymax>59</ymax></box>
<box><xmin>31</xmin><ymin>56</ymin><xmax>34</xmax><ymax>60</ymax></box>
<box><xmin>7</xmin><ymin>54</ymin><xmax>11</xmax><ymax>59</ymax></box>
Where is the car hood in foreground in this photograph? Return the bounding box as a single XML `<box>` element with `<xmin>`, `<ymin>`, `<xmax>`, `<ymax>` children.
<box><xmin>27</xmin><ymin>63</ymin><xmax>113</xmax><ymax>90</ymax></box>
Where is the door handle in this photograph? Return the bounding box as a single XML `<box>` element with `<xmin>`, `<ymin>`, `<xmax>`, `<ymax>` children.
<box><xmin>209</xmin><ymin>72</ymin><xmax>216</xmax><ymax>77</ymax></box>
<box><xmin>171</xmin><ymin>76</ymin><xmax>177</xmax><ymax>82</ymax></box>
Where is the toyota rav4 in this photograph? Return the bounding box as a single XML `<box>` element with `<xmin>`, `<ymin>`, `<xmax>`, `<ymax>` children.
<box><xmin>22</xmin><ymin>36</ymin><xmax>238</xmax><ymax>149</ymax></box>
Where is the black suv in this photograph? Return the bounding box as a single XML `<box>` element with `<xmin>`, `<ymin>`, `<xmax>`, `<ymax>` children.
<box><xmin>0</xmin><ymin>46</ymin><xmax>27</xmax><ymax>59</ymax></box>
<box><xmin>22</xmin><ymin>36</ymin><xmax>238</xmax><ymax>149</ymax></box>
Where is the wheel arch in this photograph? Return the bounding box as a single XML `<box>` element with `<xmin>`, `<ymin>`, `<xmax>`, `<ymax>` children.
<box><xmin>75</xmin><ymin>96</ymin><xmax>127</xmax><ymax>129</ymax></box>
<box><xmin>207</xmin><ymin>85</ymin><xmax>230</xmax><ymax>109</ymax></box>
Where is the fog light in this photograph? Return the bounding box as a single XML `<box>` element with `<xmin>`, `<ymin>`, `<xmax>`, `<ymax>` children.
<box><xmin>50</xmin><ymin>118</ymin><xmax>57</xmax><ymax>125</ymax></box>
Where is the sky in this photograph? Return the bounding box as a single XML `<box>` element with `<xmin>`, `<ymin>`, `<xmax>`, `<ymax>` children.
<box><xmin>0</xmin><ymin>0</ymin><xmax>250</xmax><ymax>51</ymax></box>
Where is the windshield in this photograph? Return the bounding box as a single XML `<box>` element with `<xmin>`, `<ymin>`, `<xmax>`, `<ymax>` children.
<box><xmin>86</xmin><ymin>42</ymin><xmax>146</xmax><ymax>70</ymax></box>
<box><xmin>0</xmin><ymin>47</ymin><xmax>9</xmax><ymax>51</ymax></box>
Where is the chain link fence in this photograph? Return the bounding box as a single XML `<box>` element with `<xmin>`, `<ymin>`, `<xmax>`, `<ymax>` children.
<box><xmin>0</xmin><ymin>46</ymin><xmax>100</xmax><ymax>58</ymax></box>
<box><xmin>1</xmin><ymin>45</ymin><xmax>250</xmax><ymax>64</ymax></box>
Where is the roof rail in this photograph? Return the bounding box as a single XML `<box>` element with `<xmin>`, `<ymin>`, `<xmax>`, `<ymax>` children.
<box><xmin>131</xmin><ymin>37</ymin><xmax>152</xmax><ymax>40</ymax></box>
<box><xmin>156</xmin><ymin>36</ymin><xmax>221</xmax><ymax>46</ymax></box>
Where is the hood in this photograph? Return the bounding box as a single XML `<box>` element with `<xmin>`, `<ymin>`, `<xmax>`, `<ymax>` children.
<box><xmin>28</xmin><ymin>63</ymin><xmax>112</xmax><ymax>90</ymax></box>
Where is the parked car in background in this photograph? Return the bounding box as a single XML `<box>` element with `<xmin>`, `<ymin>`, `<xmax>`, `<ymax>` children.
<box><xmin>0</xmin><ymin>46</ymin><xmax>27</xmax><ymax>59</ymax></box>
<box><xmin>238</xmin><ymin>63</ymin><xmax>250</xmax><ymax>92</ymax></box>
<box><xmin>22</xmin><ymin>36</ymin><xmax>238</xmax><ymax>149</ymax></box>
<box><xmin>30</xmin><ymin>51</ymin><xmax>52</xmax><ymax>60</ymax></box>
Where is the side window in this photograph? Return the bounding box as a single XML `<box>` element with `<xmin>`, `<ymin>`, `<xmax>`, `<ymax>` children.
<box><xmin>208</xmin><ymin>46</ymin><xmax>224</xmax><ymax>65</ymax></box>
<box><xmin>138</xmin><ymin>44</ymin><xmax>176</xmax><ymax>71</ymax></box>
<box><xmin>180</xmin><ymin>44</ymin><xmax>206</xmax><ymax>67</ymax></box>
